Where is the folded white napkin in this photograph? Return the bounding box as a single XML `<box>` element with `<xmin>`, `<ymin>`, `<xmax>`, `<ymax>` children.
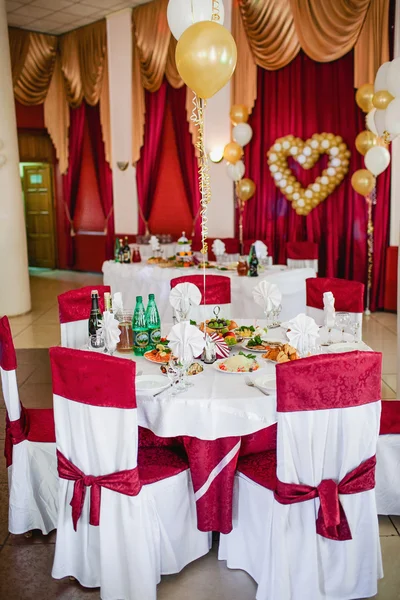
<box><xmin>254</xmin><ymin>240</ymin><xmax>268</xmax><ymax>260</ymax></box>
<box><xmin>252</xmin><ymin>280</ymin><xmax>282</xmax><ymax>313</ymax></box>
<box><xmin>323</xmin><ymin>291</ymin><xmax>336</xmax><ymax>328</ymax></box>
<box><xmin>98</xmin><ymin>311</ymin><xmax>121</xmax><ymax>353</ymax></box>
<box><xmin>168</xmin><ymin>322</ymin><xmax>206</xmax><ymax>363</ymax></box>
<box><xmin>150</xmin><ymin>235</ymin><xmax>160</xmax><ymax>253</ymax></box>
<box><xmin>112</xmin><ymin>292</ymin><xmax>123</xmax><ymax>317</ymax></box>
<box><xmin>287</xmin><ymin>313</ymin><xmax>319</xmax><ymax>355</ymax></box>
<box><xmin>212</xmin><ymin>239</ymin><xmax>226</xmax><ymax>257</ymax></box>
<box><xmin>169</xmin><ymin>282</ymin><xmax>201</xmax><ymax>318</ymax></box>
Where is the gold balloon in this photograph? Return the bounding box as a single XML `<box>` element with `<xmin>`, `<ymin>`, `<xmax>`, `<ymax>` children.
<box><xmin>175</xmin><ymin>21</ymin><xmax>237</xmax><ymax>100</ymax></box>
<box><xmin>230</xmin><ymin>104</ymin><xmax>249</xmax><ymax>126</ymax></box>
<box><xmin>372</xmin><ymin>90</ymin><xmax>394</xmax><ymax>110</ymax></box>
<box><xmin>355</xmin><ymin>84</ymin><xmax>374</xmax><ymax>113</ymax></box>
<box><xmin>355</xmin><ymin>130</ymin><xmax>377</xmax><ymax>155</ymax></box>
<box><xmin>237</xmin><ymin>178</ymin><xmax>256</xmax><ymax>201</ymax></box>
<box><xmin>223</xmin><ymin>142</ymin><xmax>243</xmax><ymax>164</ymax></box>
<box><xmin>351</xmin><ymin>169</ymin><xmax>376</xmax><ymax>196</ymax></box>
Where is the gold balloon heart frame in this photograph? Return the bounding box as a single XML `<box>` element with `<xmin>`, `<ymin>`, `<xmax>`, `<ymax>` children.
<box><xmin>267</xmin><ymin>134</ymin><xmax>351</xmax><ymax>215</ymax></box>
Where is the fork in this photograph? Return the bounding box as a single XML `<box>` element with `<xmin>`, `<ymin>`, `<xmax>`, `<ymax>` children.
<box><xmin>244</xmin><ymin>376</ymin><xmax>270</xmax><ymax>396</ymax></box>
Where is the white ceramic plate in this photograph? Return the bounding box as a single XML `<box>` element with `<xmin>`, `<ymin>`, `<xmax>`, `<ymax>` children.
<box><xmin>324</xmin><ymin>342</ymin><xmax>368</xmax><ymax>354</ymax></box>
<box><xmin>136</xmin><ymin>375</ymin><xmax>170</xmax><ymax>395</ymax></box>
<box><xmin>254</xmin><ymin>374</ymin><xmax>277</xmax><ymax>393</ymax></box>
<box><xmin>213</xmin><ymin>358</ymin><xmax>261</xmax><ymax>374</ymax></box>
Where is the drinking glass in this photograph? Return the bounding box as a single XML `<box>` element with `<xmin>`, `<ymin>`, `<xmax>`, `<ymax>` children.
<box><xmin>351</xmin><ymin>321</ymin><xmax>361</xmax><ymax>343</ymax></box>
<box><xmin>116</xmin><ymin>310</ymin><xmax>134</xmax><ymax>352</ymax></box>
<box><xmin>237</xmin><ymin>256</ymin><xmax>248</xmax><ymax>277</ymax></box>
<box><xmin>271</xmin><ymin>303</ymin><xmax>282</xmax><ymax>327</ymax></box>
<box><xmin>167</xmin><ymin>357</ymin><xmax>180</xmax><ymax>397</ymax></box>
<box><xmin>335</xmin><ymin>312</ymin><xmax>351</xmax><ymax>342</ymax></box>
<box><xmin>89</xmin><ymin>331</ymin><xmax>105</xmax><ymax>351</ymax></box>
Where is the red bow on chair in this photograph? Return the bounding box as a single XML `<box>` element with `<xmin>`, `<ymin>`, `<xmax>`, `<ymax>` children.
<box><xmin>274</xmin><ymin>455</ymin><xmax>376</xmax><ymax>541</ymax></box>
<box><xmin>57</xmin><ymin>450</ymin><xmax>142</xmax><ymax>531</ymax></box>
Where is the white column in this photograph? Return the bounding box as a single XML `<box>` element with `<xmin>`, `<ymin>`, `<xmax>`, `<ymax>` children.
<box><xmin>205</xmin><ymin>0</ymin><xmax>235</xmax><ymax>238</ymax></box>
<box><xmin>390</xmin><ymin>0</ymin><xmax>400</xmax><ymax>245</ymax></box>
<box><xmin>0</xmin><ymin>0</ymin><xmax>31</xmax><ymax>316</ymax></box>
<box><xmin>107</xmin><ymin>9</ymin><xmax>138</xmax><ymax>235</ymax></box>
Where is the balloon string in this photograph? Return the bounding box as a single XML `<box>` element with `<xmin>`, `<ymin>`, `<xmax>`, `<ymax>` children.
<box><xmin>365</xmin><ymin>191</ymin><xmax>374</xmax><ymax>313</ymax></box>
<box><xmin>190</xmin><ymin>94</ymin><xmax>211</xmax><ymax>256</ymax></box>
<box><xmin>212</xmin><ymin>1</ymin><xmax>220</xmax><ymax>20</ymax></box>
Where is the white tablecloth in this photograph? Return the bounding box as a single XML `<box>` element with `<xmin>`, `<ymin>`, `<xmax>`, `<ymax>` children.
<box><xmin>102</xmin><ymin>261</ymin><xmax>316</xmax><ymax>322</ymax></box>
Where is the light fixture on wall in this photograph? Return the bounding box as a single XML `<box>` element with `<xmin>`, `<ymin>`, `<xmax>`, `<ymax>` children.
<box><xmin>116</xmin><ymin>161</ymin><xmax>129</xmax><ymax>171</ymax></box>
<box><xmin>209</xmin><ymin>147</ymin><xmax>224</xmax><ymax>163</ymax></box>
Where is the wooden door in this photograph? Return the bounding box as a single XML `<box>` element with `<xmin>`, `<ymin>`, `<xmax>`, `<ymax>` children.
<box><xmin>22</xmin><ymin>164</ymin><xmax>56</xmax><ymax>268</ymax></box>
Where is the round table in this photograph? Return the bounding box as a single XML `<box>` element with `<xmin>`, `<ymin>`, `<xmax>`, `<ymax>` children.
<box><xmin>102</xmin><ymin>261</ymin><xmax>316</xmax><ymax>322</ymax></box>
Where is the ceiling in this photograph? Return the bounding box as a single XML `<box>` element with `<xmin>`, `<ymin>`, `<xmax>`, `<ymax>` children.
<box><xmin>6</xmin><ymin>0</ymin><xmax>149</xmax><ymax>35</ymax></box>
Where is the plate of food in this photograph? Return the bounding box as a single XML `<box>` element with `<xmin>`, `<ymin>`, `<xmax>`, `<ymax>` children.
<box><xmin>242</xmin><ymin>335</ymin><xmax>282</xmax><ymax>353</ymax></box>
<box><xmin>136</xmin><ymin>375</ymin><xmax>171</xmax><ymax>395</ymax></box>
<box><xmin>223</xmin><ymin>331</ymin><xmax>242</xmax><ymax>348</ymax></box>
<box><xmin>234</xmin><ymin>325</ymin><xmax>256</xmax><ymax>339</ymax></box>
<box><xmin>160</xmin><ymin>362</ymin><xmax>204</xmax><ymax>376</ymax></box>
<box><xmin>199</xmin><ymin>318</ymin><xmax>238</xmax><ymax>336</ymax></box>
<box><xmin>144</xmin><ymin>339</ymin><xmax>172</xmax><ymax>364</ymax></box>
<box><xmin>262</xmin><ymin>343</ymin><xmax>299</xmax><ymax>363</ymax></box>
<box><xmin>214</xmin><ymin>352</ymin><xmax>260</xmax><ymax>374</ymax></box>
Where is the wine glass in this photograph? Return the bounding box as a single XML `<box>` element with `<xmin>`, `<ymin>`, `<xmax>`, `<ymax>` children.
<box><xmin>350</xmin><ymin>321</ymin><xmax>361</xmax><ymax>343</ymax></box>
<box><xmin>272</xmin><ymin>303</ymin><xmax>282</xmax><ymax>327</ymax></box>
<box><xmin>166</xmin><ymin>357</ymin><xmax>180</xmax><ymax>397</ymax></box>
<box><xmin>335</xmin><ymin>312</ymin><xmax>351</xmax><ymax>342</ymax></box>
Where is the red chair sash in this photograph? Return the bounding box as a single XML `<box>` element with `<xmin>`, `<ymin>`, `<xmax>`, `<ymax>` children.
<box><xmin>4</xmin><ymin>406</ymin><xmax>56</xmax><ymax>468</ymax></box>
<box><xmin>57</xmin><ymin>450</ymin><xmax>142</xmax><ymax>531</ymax></box>
<box><xmin>287</xmin><ymin>242</ymin><xmax>318</xmax><ymax>260</ymax></box>
<box><xmin>170</xmin><ymin>275</ymin><xmax>231</xmax><ymax>305</ymax></box>
<box><xmin>274</xmin><ymin>455</ymin><xmax>376</xmax><ymax>541</ymax></box>
<box><xmin>0</xmin><ymin>316</ymin><xmax>17</xmax><ymax>371</ymax></box>
<box><xmin>58</xmin><ymin>285</ymin><xmax>110</xmax><ymax>324</ymax></box>
<box><xmin>306</xmin><ymin>277</ymin><xmax>364</xmax><ymax>312</ymax></box>
<box><xmin>380</xmin><ymin>401</ymin><xmax>400</xmax><ymax>435</ymax></box>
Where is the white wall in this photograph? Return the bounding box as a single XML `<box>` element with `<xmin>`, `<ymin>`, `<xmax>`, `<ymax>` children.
<box><xmin>107</xmin><ymin>9</ymin><xmax>138</xmax><ymax>235</ymax></box>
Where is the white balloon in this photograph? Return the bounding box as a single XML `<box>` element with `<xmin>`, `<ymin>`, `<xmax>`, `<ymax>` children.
<box><xmin>374</xmin><ymin>61</ymin><xmax>391</xmax><ymax>92</ymax></box>
<box><xmin>227</xmin><ymin>160</ymin><xmax>245</xmax><ymax>182</ymax></box>
<box><xmin>364</xmin><ymin>146</ymin><xmax>391</xmax><ymax>176</ymax></box>
<box><xmin>366</xmin><ymin>108</ymin><xmax>378</xmax><ymax>135</ymax></box>
<box><xmin>374</xmin><ymin>108</ymin><xmax>387</xmax><ymax>137</ymax></box>
<box><xmin>274</xmin><ymin>172</ymin><xmax>283</xmax><ymax>181</ymax></box>
<box><xmin>232</xmin><ymin>123</ymin><xmax>253</xmax><ymax>147</ymax></box>
<box><xmin>387</xmin><ymin>57</ymin><xmax>400</xmax><ymax>98</ymax></box>
<box><xmin>167</xmin><ymin>0</ymin><xmax>225</xmax><ymax>40</ymax></box>
<box><xmin>303</xmin><ymin>147</ymin><xmax>312</xmax><ymax>156</ymax></box>
<box><xmin>385</xmin><ymin>97</ymin><xmax>400</xmax><ymax>139</ymax></box>
<box><xmin>297</xmin><ymin>155</ymin><xmax>306</xmax><ymax>164</ymax></box>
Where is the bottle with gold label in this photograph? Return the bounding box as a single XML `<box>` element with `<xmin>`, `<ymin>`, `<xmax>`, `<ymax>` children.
<box><xmin>123</xmin><ymin>236</ymin><xmax>131</xmax><ymax>263</ymax></box>
<box><xmin>104</xmin><ymin>292</ymin><xmax>112</xmax><ymax>313</ymax></box>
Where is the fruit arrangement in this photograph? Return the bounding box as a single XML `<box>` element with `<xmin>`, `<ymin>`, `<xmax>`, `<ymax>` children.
<box><xmin>199</xmin><ymin>319</ymin><xmax>238</xmax><ymax>336</ymax></box>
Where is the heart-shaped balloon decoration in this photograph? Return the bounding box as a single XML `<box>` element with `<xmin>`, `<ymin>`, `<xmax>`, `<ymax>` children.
<box><xmin>267</xmin><ymin>134</ymin><xmax>351</xmax><ymax>215</ymax></box>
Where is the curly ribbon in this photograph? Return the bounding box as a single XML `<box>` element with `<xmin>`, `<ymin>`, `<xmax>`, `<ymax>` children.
<box><xmin>191</xmin><ymin>94</ymin><xmax>211</xmax><ymax>256</ymax></box>
<box><xmin>212</xmin><ymin>1</ymin><xmax>221</xmax><ymax>21</ymax></box>
<box><xmin>365</xmin><ymin>191</ymin><xmax>374</xmax><ymax>314</ymax></box>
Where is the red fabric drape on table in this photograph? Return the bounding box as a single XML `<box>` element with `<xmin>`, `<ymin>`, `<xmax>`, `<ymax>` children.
<box><xmin>243</xmin><ymin>51</ymin><xmax>390</xmax><ymax>310</ymax></box>
<box><xmin>86</xmin><ymin>104</ymin><xmax>115</xmax><ymax>259</ymax></box>
<box><xmin>62</xmin><ymin>104</ymin><xmax>85</xmax><ymax>268</ymax></box>
<box><xmin>169</xmin><ymin>86</ymin><xmax>201</xmax><ymax>237</ymax></box>
<box><xmin>136</xmin><ymin>81</ymin><xmax>168</xmax><ymax>235</ymax></box>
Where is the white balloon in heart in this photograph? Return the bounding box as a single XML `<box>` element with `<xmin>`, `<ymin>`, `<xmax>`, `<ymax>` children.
<box><xmin>167</xmin><ymin>0</ymin><xmax>224</xmax><ymax>40</ymax></box>
<box><xmin>374</xmin><ymin>61</ymin><xmax>391</xmax><ymax>92</ymax></box>
<box><xmin>364</xmin><ymin>146</ymin><xmax>391</xmax><ymax>176</ymax></box>
<box><xmin>374</xmin><ymin>108</ymin><xmax>387</xmax><ymax>137</ymax></box>
<box><xmin>385</xmin><ymin>97</ymin><xmax>400</xmax><ymax>139</ymax></box>
<box><xmin>232</xmin><ymin>123</ymin><xmax>253</xmax><ymax>147</ymax></box>
<box><xmin>386</xmin><ymin>57</ymin><xmax>400</xmax><ymax>98</ymax></box>
<box><xmin>366</xmin><ymin>108</ymin><xmax>378</xmax><ymax>135</ymax></box>
<box><xmin>227</xmin><ymin>159</ymin><xmax>245</xmax><ymax>182</ymax></box>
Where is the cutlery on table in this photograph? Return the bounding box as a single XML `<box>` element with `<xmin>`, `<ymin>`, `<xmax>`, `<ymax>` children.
<box><xmin>244</xmin><ymin>376</ymin><xmax>270</xmax><ymax>396</ymax></box>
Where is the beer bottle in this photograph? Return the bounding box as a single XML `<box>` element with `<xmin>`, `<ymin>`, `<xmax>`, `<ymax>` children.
<box><xmin>145</xmin><ymin>294</ymin><xmax>161</xmax><ymax>350</ymax></box>
<box><xmin>88</xmin><ymin>290</ymin><xmax>103</xmax><ymax>336</ymax></box>
<box><xmin>114</xmin><ymin>238</ymin><xmax>120</xmax><ymax>262</ymax></box>
<box><xmin>123</xmin><ymin>236</ymin><xmax>131</xmax><ymax>263</ymax></box>
<box><xmin>118</xmin><ymin>238</ymin><xmax>124</xmax><ymax>263</ymax></box>
<box><xmin>132</xmin><ymin>296</ymin><xmax>149</xmax><ymax>356</ymax></box>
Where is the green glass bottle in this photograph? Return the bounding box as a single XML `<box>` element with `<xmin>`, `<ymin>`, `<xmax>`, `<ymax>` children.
<box><xmin>114</xmin><ymin>238</ymin><xmax>120</xmax><ymax>262</ymax></box>
<box><xmin>248</xmin><ymin>244</ymin><xmax>259</xmax><ymax>277</ymax></box>
<box><xmin>132</xmin><ymin>296</ymin><xmax>149</xmax><ymax>356</ymax></box>
<box><xmin>145</xmin><ymin>293</ymin><xmax>161</xmax><ymax>350</ymax></box>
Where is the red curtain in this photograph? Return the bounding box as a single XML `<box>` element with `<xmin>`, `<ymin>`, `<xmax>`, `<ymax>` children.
<box><xmin>243</xmin><ymin>51</ymin><xmax>390</xmax><ymax>310</ymax></box>
<box><xmin>169</xmin><ymin>86</ymin><xmax>201</xmax><ymax>237</ymax></box>
<box><xmin>62</xmin><ymin>103</ymin><xmax>85</xmax><ymax>268</ymax></box>
<box><xmin>86</xmin><ymin>103</ymin><xmax>114</xmax><ymax>259</ymax></box>
<box><xmin>136</xmin><ymin>80</ymin><xmax>168</xmax><ymax>235</ymax></box>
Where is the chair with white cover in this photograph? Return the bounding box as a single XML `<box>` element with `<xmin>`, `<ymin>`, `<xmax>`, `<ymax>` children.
<box><xmin>50</xmin><ymin>347</ymin><xmax>210</xmax><ymax>599</ymax></box>
<box><xmin>376</xmin><ymin>400</ymin><xmax>400</xmax><ymax>515</ymax></box>
<box><xmin>58</xmin><ymin>285</ymin><xmax>110</xmax><ymax>349</ymax></box>
<box><xmin>0</xmin><ymin>316</ymin><xmax>57</xmax><ymax>534</ymax></box>
<box><xmin>286</xmin><ymin>242</ymin><xmax>318</xmax><ymax>272</ymax></box>
<box><xmin>306</xmin><ymin>277</ymin><xmax>364</xmax><ymax>334</ymax></box>
<box><xmin>170</xmin><ymin>274</ymin><xmax>232</xmax><ymax>322</ymax></box>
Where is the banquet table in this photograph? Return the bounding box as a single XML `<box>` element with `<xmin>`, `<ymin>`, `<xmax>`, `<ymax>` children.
<box><xmin>116</xmin><ymin>322</ymin><xmax>370</xmax><ymax>534</ymax></box>
<box><xmin>102</xmin><ymin>261</ymin><xmax>316</xmax><ymax>322</ymax></box>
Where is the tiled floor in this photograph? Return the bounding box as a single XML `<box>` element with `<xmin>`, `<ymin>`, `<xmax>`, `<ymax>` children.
<box><xmin>1</xmin><ymin>269</ymin><xmax>399</xmax><ymax>599</ymax></box>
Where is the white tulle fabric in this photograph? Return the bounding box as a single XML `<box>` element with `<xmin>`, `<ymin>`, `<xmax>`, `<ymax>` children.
<box><xmin>52</xmin><ymin>394</ymin><xmax>210</xmax><ymax>599</ymax></box>
<box><xmin>306</xmin><ymin>306</ymin><xmax>363</xmax><ymax>339</ymax></box>
<box><xmin>287</xmin><ymin>258</ymin><xmax>319</xmax><ymax>272</ymax></box>
<box><xmin>376</xmin><ymin>434</ymin><xmax>400</xmax><ymax>515</ymax></box>
<box><xmin>1</xmin><ymin>366</ymin><xmax>58</xmax><ymax>534</ymax></box>
<box><xmin>258</xmin><ymin>403</ymin><xmax>382</xmax><ymax>600</ymax></box>
<box><xmin>60</xmin><ymin>320</ymin><xmax>88</xmax><ymax>349</ymax></box>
